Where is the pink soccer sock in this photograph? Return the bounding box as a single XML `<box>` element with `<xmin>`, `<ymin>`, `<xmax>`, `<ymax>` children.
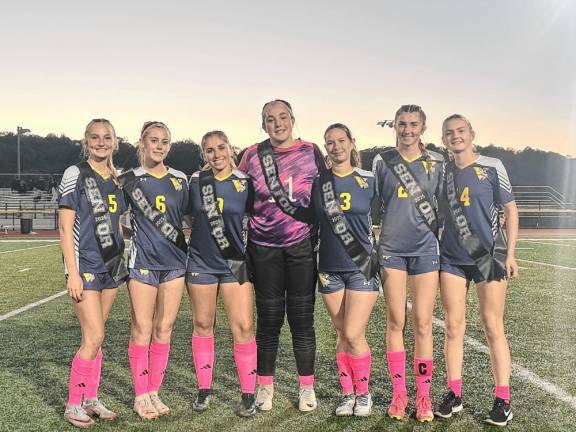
<box><xmin>336</xmin><ymin>351</ymin><xmax>354</xmax><ymax>395</ymax></box>
<box><xmin>233</xmin><ymin>339</ymin><xmax>257</xmax><ymax>394</ymax></box>
<box><xmin>148</xmin><ymin>341</ymin><xmax>170</xmax><ymax>393</ymax></box>
<box><xmin>128</xmin><ymin>342</ymin><xmax>149</xmax><ymax>397</ymax></box>
<box><xmin>257</xmin><ymin>375</ymin><xmax>274</xmax><ymax>386</ymax></box>
<box><xmin>299</xmin><ymin>374</ymin><xmax>315</xmax><ymax>388</ymax></box>
<box><xmin>495</xmin><ymin>385</ymin><xmax>510</xmax><ymax>402</ymax></box>
<box><xmin>349</xmin><ymin>351</ymin><xmax>372</xmax><ymax>395</ymax></box>
<box><xmin>84</xmin><ymin>348</ymin><xmax>102</xmax><ymax>400</ymax></box>
<box><xmin>192</xmin><ymin>335</ymin><xmax>214</xmax><ymax>390</ymax></box>
<box><xmin>414</xmin><ymin>357</ymin><xmax>433</xmax><ymax>397</ymax></box>
<box><xmin>386</xmin><ymin>351</ymin><xmax>407</xmax><ymax>395</ymax></box>
<box><xmin>448</xmin><ymin>378</ymin><xmax>462</xmax><ymax>397</ymax></box>
<box><xmin>67</xmin><ymin>354</ymin><xmax>96</xmax><ymax>405</ymax></box>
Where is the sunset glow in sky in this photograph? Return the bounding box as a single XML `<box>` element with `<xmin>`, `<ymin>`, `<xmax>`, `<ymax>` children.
<box><xmin>1</xmin><ymin>0</ymin><xmax>575</xmax><ymax>155</ymax></box>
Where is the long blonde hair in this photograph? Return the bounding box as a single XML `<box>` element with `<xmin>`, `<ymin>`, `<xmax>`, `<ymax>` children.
<box><xmin>82</xmin><ymin>118</ymin><xmax>119</xmax><ymax>181</ymax></box>
<box><xmin>200</xmin><ymin>130</ymin><xmax>237</xmax><ymax>171</ymax></box>
<box><xmin>137</xmin><ymin>121</ymin><xmax>172</xmax><ymax>166</ymax></box>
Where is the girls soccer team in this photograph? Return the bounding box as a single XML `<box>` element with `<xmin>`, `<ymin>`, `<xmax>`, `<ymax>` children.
<box><xmin>58</xmin><ymin>102</ymin><xmax>518</xmax><ymax>428</ymax></box>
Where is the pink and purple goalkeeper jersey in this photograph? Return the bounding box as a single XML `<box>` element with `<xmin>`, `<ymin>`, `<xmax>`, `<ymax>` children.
<box><xmin>239</xmin><ymin>140</ymin><xmax>319</xmax><ymax>248</ymax></box>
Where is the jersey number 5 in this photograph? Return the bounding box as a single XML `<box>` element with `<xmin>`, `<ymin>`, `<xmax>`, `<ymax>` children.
<box><xmin>107</xmin><ymin>195</ymin><xmax>117</xmax><ymax>213</ymax></box>
<box><xmin>460</xmin><ymin>187</ymin><xmax>470</xmax><ymax>207</ymax></box>
<box><xmin>155</xmin><ymin>195</ymin><xmax>166</xmax><ymax>213</ymax></box>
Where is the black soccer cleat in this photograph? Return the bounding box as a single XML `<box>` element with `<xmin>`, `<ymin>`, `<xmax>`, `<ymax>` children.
<box><xmin>193</xmin><ymin>389</ymin><xmax>212</xmax><ymax>412</ymax></box>
<box><xmin>434</xmin><ymin>390</ymin><xmax>463</xmax><ymax>418</ymax></box>
<box><xmin>484</xmin><ymin>397</ymin><xmax>513</xmax><ymax>427</ymax></box>
<box><xmin>236</xmin><ymin>393</ymin><xmax>257</xmax><ymax>418</ymax></box>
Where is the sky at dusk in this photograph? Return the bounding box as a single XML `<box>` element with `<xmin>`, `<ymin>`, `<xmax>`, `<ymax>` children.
<box><xmin>1</xmin><ymin>0</ymin><xmax>575</xmax><ymax>155</ymax></box>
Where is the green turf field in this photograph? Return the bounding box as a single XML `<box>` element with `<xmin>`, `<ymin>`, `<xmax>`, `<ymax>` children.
<box><xmin>0</xmin><ymin>239</ymin><xmax>575</xmax><ymax>431</ymax></box>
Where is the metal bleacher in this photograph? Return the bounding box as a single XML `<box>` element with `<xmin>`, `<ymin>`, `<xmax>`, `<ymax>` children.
<box><xmin>513</xmin><ymin>185</ymin><xmax>576</xmax><ymax>228</ymax></box>
<box><xmin>0</xmin><ymin>188</ymin><xmax>59</xmax><ymax>232</ymax></box>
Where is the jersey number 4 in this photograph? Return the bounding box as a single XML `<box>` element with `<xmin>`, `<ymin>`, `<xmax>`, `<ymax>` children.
<box><xmin>460</xmin><ymin>187</ymin><xmax>470</xmax><ymax>207</ymax></box>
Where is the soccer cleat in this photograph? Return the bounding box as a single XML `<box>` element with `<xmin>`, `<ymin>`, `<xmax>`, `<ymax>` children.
<box><xmin>484</xmin><ymin>397</ymin><xmax>513</xmax><ymax>427</ymax></box>
<box><xmin>64</xmin><ymin>405</ymin><xmax>96</xmax><ymax>429</ymax></box>
<box><xmin>353</xmin><ymin>392</ymin><xmax>372</xmax><ymax>417</ymax></box>
<box><xmin>434</xmin><ymin>390</ymin><xmax>463</xmax><ymax>418</ymax></box>
<box><xmin>133</xmin><ymin>395</ymin><xmax>159</xmax><ymax>420</ymax></box>
<box><xmin>255</xmin><ymin>384</ymin><xmax>274</xmax><ymax>411</ymax></box>
<box><xmin>415</xmin><ymin>393</ymin><xmax>434</xmax><ymax>422</ymax></box>
<box><xmin>387</xmin><ymin>392</ymin><xmax>408</xmax><ymax>420</ymax></box>
<box><xmin>82</xmin><ymin>399</ymin><xmax>118</xmax><ymax>421</ymax></box>
<box><xmin>149</xmin><ymin>392</ymin><xmax>170</xmax><ymax>416</ymax></box>
<box><xmin>193</xmin><ymin>389</ymin><xmax>212</xmax><ymax>412</ymax></box>
<box><xmin>298</xmin><ymin>386</ymin><xmax>318</xmax><ymax>412</ymax></box>
<box><xmin>236</xmin><ymin>393</ymin><xmax>257</xmax><ymax>418</ymax></box>
<box><xmin>334</xmin><ymin>394</ymin><xmax>355</xmax><ymax>416</ymax></box>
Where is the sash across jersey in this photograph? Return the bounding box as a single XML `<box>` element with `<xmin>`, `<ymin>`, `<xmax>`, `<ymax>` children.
<box><xmin>445</xmin><ymin>161</ymin><xmax>507</xmax><ymax>281</ymax></box>
<box><xmin>78</xmin><ymin>162</ymin><xmax>128</xmax><ymax>283</ymax></box>
<box><xmin>198</xmin><ymin>170</ymin><xmax>248</xmax><ymax>284</ymax></box>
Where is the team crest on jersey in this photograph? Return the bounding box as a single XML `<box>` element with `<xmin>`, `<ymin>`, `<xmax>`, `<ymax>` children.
<box><xmin>139</xmin><ymin>269</ymin><xmax>149</xmax><ymax>275</ymax></box>
<box><xmin>354</xmin><ymin>176</ymin><xmax>369</xmax><ymax>189</ymax></box>
<box><xmin>474</xmin><ymin>167</ymin><xmax>488</xmax><ymax>181</ymax></box>
<box><xmin>83</xmin><ymin>273</ymin><xmax>95</xmax><ymax>282</ymax></box>
<box><xmin>232</xmin><ymin>179</ymin><xmax>247</xmax><ymax>193</ymax></box>
<box><xmin>318</xmin><ymin>272</ymin><xmax>330</xmax><ymax>287</ymax></box>
<box><xmin>170</xmin><ymin>177</ymin><xmax>183</xmax><ymax>191</ymax></box>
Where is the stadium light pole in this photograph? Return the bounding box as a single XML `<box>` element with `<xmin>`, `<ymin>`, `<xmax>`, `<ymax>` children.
<box><xmin>16</xmin><ymin>126</ymin><xmax>31</xmax><ymax>180</ymax></box>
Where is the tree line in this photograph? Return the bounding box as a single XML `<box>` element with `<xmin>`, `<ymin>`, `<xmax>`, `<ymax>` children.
<box><xmin>0</xmin><ymin>132</ymin><xmax>574</xmax><ymax>202</ymax></box>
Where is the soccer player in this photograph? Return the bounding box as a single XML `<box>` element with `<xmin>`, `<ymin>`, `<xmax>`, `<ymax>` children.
<box><xmin>313</xmin><ymin>124</ymin><xmax>379</xmax><ymax>417</ymax></box>
<box><xmin>372</xmin><ymin>105</ymin><xmax>444</xmax><ymax>422</ymax></box>
<box><xmin>186</xmin><ymin>131</ymin><xmax>257</xmax><ymax>417</ymax></box>
<box><xmin>238</xmin><ymin>99</ymin><xmax>324</xmax><ymax>412</ymax></box>
<box><xmin>119</xmin><ymin>121</ymin><xmax>189</xmax><ymax>420</ymax></box>
<box><xmin>435</xmin><ymin>114</ymin><xmax>518</xmax><ymax>427</ymax></box>
<box><xmin>59</xmin><ymin>119</ymin><xmax>127</xmax><ymax>428</ymax></box>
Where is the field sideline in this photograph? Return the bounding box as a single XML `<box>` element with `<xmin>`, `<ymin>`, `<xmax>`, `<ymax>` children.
<box><xmin>0</xmin><ymin>238</ymin><xmax>575</xmax><ymax>431</ymax></box>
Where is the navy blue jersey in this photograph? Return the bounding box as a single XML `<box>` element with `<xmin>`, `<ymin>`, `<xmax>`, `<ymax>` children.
<box><xmin>187</xmin><ymin>169</ymin><xmax>252</xmax><ymax>273</ymax></box>
<box><xmin>126</xmin><ymin>167</ymin><xmax>189</xmax><ymax>270</ymax></box>
<box><xmin>441</xmin><ymin>156</ymin><xmax>514</xmax><ymax>265</ymax></box>
<box><xmin>372</xmin><ymin>149</ymin><xmax>444</xmax><ymax>256</ymax></box>
<box><xmin>312</xmin><ymin>167</ymin><xmax>377</xmax><ymax>272</ymax></box>
<box><xmin>58</xmin><ymin>165</ymin><xmax>127</xmax><ymax>274</ymax></box>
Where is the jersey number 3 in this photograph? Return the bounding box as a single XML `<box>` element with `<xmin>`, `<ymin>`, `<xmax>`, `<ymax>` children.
<box><xmin>339</xmin><ymin>192</ymin><xmax>351</xmax><ymax>211</ymax></box>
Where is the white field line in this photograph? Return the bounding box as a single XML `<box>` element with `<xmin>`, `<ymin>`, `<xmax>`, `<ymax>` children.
<box><xmin>520</xmin><ymin>238</ymin><xmax>576</xmax><ymax>241</ymax></box>
<box><xmin>18</xmin><ymin>268</ymin><xmax>31</xmax><ymax>272</ymax></box>
<box><xmin>517</xmin><ymin>259</ymin><xmax>576</xmax><ymax>271</ymax></box>
<box><xmin>0</xmin><ymin>239</ymin><xmax>59</xmax><ymax>243</ymax></box>
<box><xmin>515</xmin><ymin>247</ymin><xmax>533</xmax><ymax>250</ymax></box>
<box><xmin>407</xmin><ymin>302</ymin><xmax>576</xmax><ymax>410</ymax></box>
<box><xmin>521</xmin><ymin>240</ymin><xmax>576</xmax><ymax>249</ymax></box>
<box><xmin>0</xmin><ymin>244</ymin><xmax>59</xmax><ymax>254</ymax></box>
<box><xmin>0</xmin><ymin>290</ymin><xmax>67</xmax><ymax>322</ymax></box>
